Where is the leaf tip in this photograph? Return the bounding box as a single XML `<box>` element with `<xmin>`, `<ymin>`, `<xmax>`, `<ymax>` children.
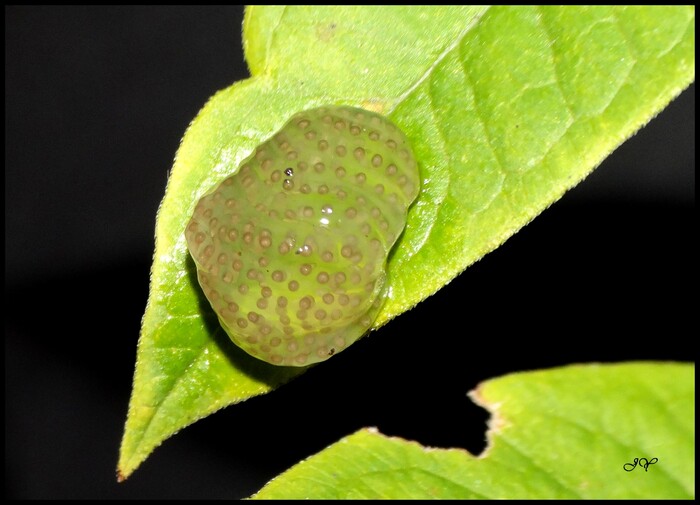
<box><xmin>116</xmin><ymin>449</ymin><xmax>139</xmax><ymax>483</ymax></box>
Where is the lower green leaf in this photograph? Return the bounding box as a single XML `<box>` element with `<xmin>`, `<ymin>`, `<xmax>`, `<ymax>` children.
<box><xmin>252</xmin><ymin>362</ymin><xmax>695</xmax><ymax>499</ymax></box>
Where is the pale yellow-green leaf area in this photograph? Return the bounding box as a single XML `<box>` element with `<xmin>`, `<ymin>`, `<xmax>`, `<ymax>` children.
<box><xmin>253</xmin><ymin>363</ymin><xmax>695</xmax><ymax>499</ymax></box>
<box><xmin>119</xmin><ymin>6</ymin><xmax>695</xmax><ymax>479</ymax></box>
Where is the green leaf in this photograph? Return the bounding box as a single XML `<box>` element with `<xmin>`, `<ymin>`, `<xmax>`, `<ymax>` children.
<box><xmin>252</xmin><ymin>362</ymin><xmax>695</xmax><ymax>499</ymax></box>
<box><xmin>119</xmin><ymin>6</ymin><xmax>695</xmax><ymax>479</ymax></box>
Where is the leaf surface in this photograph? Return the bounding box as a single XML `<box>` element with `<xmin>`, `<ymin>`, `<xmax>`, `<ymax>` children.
<box><xmin>253</xmin><ymin>362</ymin><xmax>695</xmax><ymax>499</ymax></box>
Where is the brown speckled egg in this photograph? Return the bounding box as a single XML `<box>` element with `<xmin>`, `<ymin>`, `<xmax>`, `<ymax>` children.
<box><xmin>185</xmin><ymin>106</ymin><xmax>419</xmax><ymax>366</ymax></box>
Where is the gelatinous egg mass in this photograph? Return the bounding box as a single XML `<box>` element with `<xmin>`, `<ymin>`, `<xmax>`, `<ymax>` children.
<box><xmin>185</xmin><ymin>106</ymin><xmax>419</xmax><ymax>366</ymax></box>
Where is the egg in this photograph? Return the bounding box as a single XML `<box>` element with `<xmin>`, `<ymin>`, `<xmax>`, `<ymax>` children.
<box><xmin>186</xmin><ymin>106</ymin><xmax>419</xmax><ymax>366</ymax></box>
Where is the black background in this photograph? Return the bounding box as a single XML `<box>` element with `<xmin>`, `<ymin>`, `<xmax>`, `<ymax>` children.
<box><xmin>5</xmin><ymin>6</ymin><xmax>695</xmax><ymax>499</ymax></box>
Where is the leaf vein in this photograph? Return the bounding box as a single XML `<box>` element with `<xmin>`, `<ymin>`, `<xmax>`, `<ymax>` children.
<box><xmin>388</xmin><ymin>7</ymin><xmax>491</xmax><ymax>114</ymax></box>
